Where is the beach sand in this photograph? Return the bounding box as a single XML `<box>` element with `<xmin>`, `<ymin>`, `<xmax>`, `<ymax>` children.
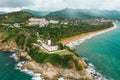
<box><xmin>61</xmin><ymin>22</ymin><xmax>116</xmax><ymax>48</ymax></box>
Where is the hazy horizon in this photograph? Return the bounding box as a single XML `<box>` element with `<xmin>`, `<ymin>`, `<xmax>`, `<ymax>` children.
<box><xmin>0</xmin><ymin>0</ymin><xmax>120</xmax><ymax>12</ymax></box>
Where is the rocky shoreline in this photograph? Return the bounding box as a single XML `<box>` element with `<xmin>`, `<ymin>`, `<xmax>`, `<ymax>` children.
<box><xmin>0</xmin><ymin>38</ymin><xmax>94</xmax><ymax>80</ymax></box>
<box><xmin>0</xmin><ymin>25</ymin><xmax>112</xmax><ymax>80</ymax></box>
<box><xmin>0</xmin><ymin>26</ymin><xmax>110</xmax><ymax>80</ymax></box>
<box><xmin>0</xmin><ymin>37</ymin><xmax>108</xmax><ymax>80</ymax></box>
<box><xmin>17</xmin><ymin>50</ymin><xmax>93</xmax><ymax>80</ymax></box>
<box><xmin>0</xmin><ymin>39</ymin><xmax>107</xmax><ymax>80</ymax></box>
<box><xmin>18</xmin><ymin>58</ymin><xmax>93</xmax><ymax>80</ymax></box>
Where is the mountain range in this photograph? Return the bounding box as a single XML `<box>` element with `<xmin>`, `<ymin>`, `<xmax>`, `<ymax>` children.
<box><xmin>21</xmin><ymin>8</ymin><xmax>120</xmax><ymax>19</ymax></box>
<box><xmin>1</xmin><ymin>8</ymin><xmax>120</xmax><ymax>20</ymax></box>
<box><xmin>22</xmin><ymin>9</ymin><xmax>51</xmax><ymax>17</ymax></box>
<box><xmin>45</xmin><ymin>8</ymin><xmax>120</xmax><ymax>19</ymax></box>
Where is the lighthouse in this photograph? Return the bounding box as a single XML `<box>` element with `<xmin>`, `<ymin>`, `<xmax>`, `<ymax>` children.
<box><xmin>48</xmin><ymin>39</ymin><xmax>51</xmax><ymax>46</ymax></box>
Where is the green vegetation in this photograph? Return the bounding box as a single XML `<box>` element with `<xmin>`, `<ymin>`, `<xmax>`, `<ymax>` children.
<box><xmin>0</xmin><ymin>11</ymin><xmax>39</xmax><ymax>23</ymax></box>
<box><xmin>0</xmin><ymin>11</ymin><xmax>113</xmax><ymax>45</ymax></box>
<box><xmin>1</xmin><ymin>27</ymin><xmax>21</xmax><ymax>42</ymax></box>
<box><xmin>58</xmin><ymin>43</ymin><xmax>64</xmax><ymax>50</ymax></box>
<box><xmin>0</xmin><ymin>25</ymin><xmax>37</xmax><ymax>50</ymax></box>
<box><xmin>23</xmin><ymin>22</ymin><xmax>113</xmax><ymax>44</ymax></box>
<box><xmin>29</xmin><ymin>47</ymin><xmax>82</xmax><ymax>70</ymax></box>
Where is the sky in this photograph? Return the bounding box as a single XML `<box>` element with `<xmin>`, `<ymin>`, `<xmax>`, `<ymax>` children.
<box><xmin>0</xmin><ymin>0</ymin><xmax>120</xmax><ymax>12</ymax></box>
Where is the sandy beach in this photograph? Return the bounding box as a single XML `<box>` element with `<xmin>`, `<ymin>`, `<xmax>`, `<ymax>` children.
<box><xmin>61</xmin><ymin>22</ymin><xmax>117</xmax><ymax>49</ymax></box>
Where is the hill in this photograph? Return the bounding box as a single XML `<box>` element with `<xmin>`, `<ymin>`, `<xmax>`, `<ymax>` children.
<box><xmin>22</xmin><ymin>9</ymin><xmax>51</xmax><ymax>17</ymax></box>
<box><xmin>45</xmin><ymin>8</ymin><xmax>96</xmax><ymax>19</ymax></box>
<box><xmin>45</xmin><ymin>8</ymin><xmax>120</xmax><ymax>19</ymax></box>
<box><xmin>87</xmin><ymin>9</ymin><xmax>120</xmax><ymax>19</ymax></box>
<box><xmin>0</xmin><ymin>11</ymin><xmax>39</xmax><ymax>23</ymax></box>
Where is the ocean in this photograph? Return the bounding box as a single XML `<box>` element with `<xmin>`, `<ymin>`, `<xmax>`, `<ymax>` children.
<box><xmin>75</xmin><ymin>22</ymin><xmax>120</xmax><ymax>80</ymax></box>
<box><xmin>0</xmin><ymin>22</ymin><xmax>120</xmax><ymax>80</ymax></box>
<box><xmin>0</xmin><ymin>51</ymin><xmax>32</xmax><ymax>80</ymax></box>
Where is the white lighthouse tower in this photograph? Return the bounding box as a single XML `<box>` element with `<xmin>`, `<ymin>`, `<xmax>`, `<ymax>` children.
<box><xmin>48</xmin><ymin>39</ymin><xmax>51</xmax><ymax>46</ymax></box>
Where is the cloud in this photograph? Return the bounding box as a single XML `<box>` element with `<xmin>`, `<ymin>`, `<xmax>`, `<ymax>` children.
<box><xmin>32</xmin><ymin>0</ymin><xmax>67</xmax><ymax>11</ymax></box>
<box><xmin>31</xmin><ymin>0</ymin><xmax>120</xmax><ymax>11</ymax></box>
<box><xmin>0</xmin><ymin>0</ymin><xmax>34</xmax><ymax>7</ymax></box>
<box><xmin>0</xmin><ymin>7</ymin><xmax>21</xmax><ymax>12</ymax></box>
<box><xmin>64</xmin><ymin>0</ymin><xmax>103</xmax><ymax>9</ymax></box>
<box><xmin>100</xmin><ymin>0</ymin><xmax>120</xmax><ymax>10</ymax></box>
<box><xmin>0</xmin><ymin>0</ymin><xmax>120</xmax><ymax>12</ymax></box>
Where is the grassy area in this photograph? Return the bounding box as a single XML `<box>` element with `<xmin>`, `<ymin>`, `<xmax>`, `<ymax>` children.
<box><xmin>29</xmin><ymin>47</ymin><xmax>83</xmax><ymax>71</ymax></box>
<box><xmin>55</xmin><ymin>49</ymin><xmax>74</xmax><ymax>55</ymax></box>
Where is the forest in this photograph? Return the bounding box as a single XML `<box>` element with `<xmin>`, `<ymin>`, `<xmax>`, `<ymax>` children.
<box><xmin>23</xmin><ymin>22</ymin><xmax>113</xmax><ymax>44</ymax></box>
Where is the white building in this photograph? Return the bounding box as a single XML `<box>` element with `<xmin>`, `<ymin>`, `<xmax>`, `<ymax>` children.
<box><xmin>100</xmin><ymin>18</ymin><xmax>115</xmax><ymax>23</ymax></box>
<box><xmin>42</xmin><ymin>43</ymin><xmax>58</xmax><ymax>51</ymax></box>
<box><xmin>13</xmin><ymin>23</ymin><xmax>21</xmax><ymax>28</ymax></box>
<box><xmin>49</xmin><ymin>20</ymin><xmax>59</xmax><ymax>24</ymax></box>
<box><xmin>28</xmin><ymin>18</ymin><xmax>49</xmax><ymax>27</ymax></box>
<box><xmin>40</xmin><ymin>39</ymin><xmax>58</xmax><ymax>52</ymax></box>
<box><xmin>28</xmin><ymin>18</ymin><xmax>60</xmax><ymax>27</ymax></box>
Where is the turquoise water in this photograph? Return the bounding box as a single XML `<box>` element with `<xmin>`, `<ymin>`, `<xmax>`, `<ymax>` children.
<box><xmin>0</xmin><ymin>51</ymin><xmax>32</xmax><ymax>80</ymax></box>
<box><xmin>75</xmin><ymin>22</ymin><xmax>120</xmax><ymax>80</ymax></box>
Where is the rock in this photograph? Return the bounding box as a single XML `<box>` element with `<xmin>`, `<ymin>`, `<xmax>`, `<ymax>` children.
<box><xmin>22</xmin><ymin>61</ymin><xmax>94</xmax><ymax>80</ymax></box>
<box><xmin>0</xmin><ymin>40</ymin><xmax>18</xmax><ymax>51</ymax></box>
<box><xmin>19</xmin><ymin>52</ymin><xmax>32</xmax><ymax>60</ymax></box>
<box><xmin>73</xmin><ymin>55</ymin><xmax>88</xmax><ymax>68</ymax></box>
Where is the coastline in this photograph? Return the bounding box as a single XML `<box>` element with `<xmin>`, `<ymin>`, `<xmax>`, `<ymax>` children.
<box><xmin>0</xmin><ymin>37</ymin><xmax>93</xmax><ymax>80</ymax></box>
<box><xmin>0</xmin><ymin>22</ymin><xmax>117</xmax><ymax>80</ymax></box>
<box><xmin>62</xmin><ymin>22</ymin><xmax>117</xmax><ymax>80</ymax></box>
<box><xmin>15</xmin><ymin>61</ymin><xmax>44</xmax><ymax>80</ymax></box>
<box><xmin>62</xmin><ymin>22</ymin><xmax>116</xmax><ymax>49</ymax></box>
<box><xmin>15</xmin><ymin>53</ymin><xmax>93</xmax><ymax>80</ymax></box>
<box><xmin>84</xmin><ymin>58</ymin><xmax>108</xmax><ymax>80</ymax></box>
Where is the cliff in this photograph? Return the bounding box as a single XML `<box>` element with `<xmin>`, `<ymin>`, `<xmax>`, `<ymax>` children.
<box><xmin>0</xmin><ymin>40</ymin><xmax>18</xmax><ymax>50</ymax></box>
<box><xmin>0</xmin><ymin>32</ymin><xmax>18</xmax><ymax>51</ymax></box>
<box><xmin>22</xmin><ymin>59</ymin><xmax>93</xmax><ymax>80</ymax></box>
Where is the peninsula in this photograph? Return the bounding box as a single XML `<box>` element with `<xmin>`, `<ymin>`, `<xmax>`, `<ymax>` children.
<box><xmin>0</xmin><ymin>10</ymin><xmax>116</xmax><ymax>80</ymax></box>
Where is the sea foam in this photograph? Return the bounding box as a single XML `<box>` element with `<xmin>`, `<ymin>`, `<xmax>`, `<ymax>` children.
<box><xmin>15</xmin><ymin>61</ymin><xmax>44</xmax><ymax>80</ymax></box>
<box><xmin>10</xmin><ymin>52</ymin><xmax>18</xmax><ymax>61</ymax></box>
<box><xmin>15</xmin><ymin>61</ymin><xmax>65</xmax><ymax>80</ymax></box>
<box><xmin>67</xmin><ymin>22</ymin><xmax>117</xmax><ymax>49</ymax></box>
<box><xmin>86</xmin><ymin>63</ymin><xmax>108</xmax><ymax>80</ymax></box>
<box><xmin>83</xmin><ymin>57</ymin><xmax>108</xmax><ymax>80</ymax></box>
